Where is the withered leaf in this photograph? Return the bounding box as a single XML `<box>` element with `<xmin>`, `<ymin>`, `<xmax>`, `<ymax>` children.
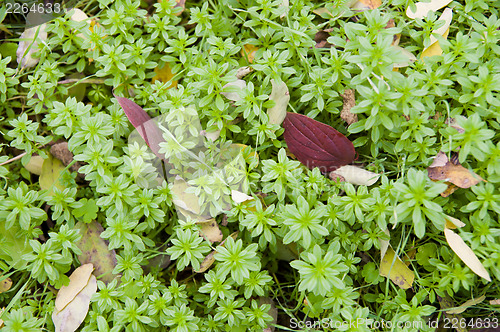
<box><xmin>283</xmin><ymin>112</ymin><xmax>356</xmax><ymax>172</ymax></box>
<box><xmin>428</xmin><ymin>152</ymin><xmax>484</xmax><ymax>189</ymax></box>
<box><xmin>340</xmin><ymin>89</ymin><xmax>357</xmax><ymax>125</ymax></box>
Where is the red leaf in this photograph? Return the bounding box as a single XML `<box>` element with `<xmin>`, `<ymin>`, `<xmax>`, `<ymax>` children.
<box><xmin>114</xmin><ymin>95</ymin><xmax>165</xmax><ymax>160</ymax></box>
<box><xmin>283</xmin><ymin>112</ymin><xmax>355</xmax><ymax>172</ymax></box>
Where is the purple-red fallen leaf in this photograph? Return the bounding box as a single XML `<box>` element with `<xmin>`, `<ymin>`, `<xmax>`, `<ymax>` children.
<box><xmin>114</xmin><ymin>95</ymin><xmax>165</xmax><ymax>160</ymax></box>
<box><xmin>283</xmin><ymin>112</ymin><xmax>355</xmax><ymax>172</ymax></box>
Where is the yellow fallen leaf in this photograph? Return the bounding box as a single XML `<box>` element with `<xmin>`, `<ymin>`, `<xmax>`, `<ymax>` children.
<box><xmin>24</xmin><ymin>155</ymin><xmax>44</xmax><ymax>175</ymax></box>
<box><xmin>231</xmin><ymin>143</ymin><xmax>259</xmax><ymax>166</ymax></box>
<box><xmin>267</xmin><ymin>79</ymin><xmax>290</xmax><ymax>125</ymax></box>
<box><xmin>55</xmin><ymin>264</ymin><xmax>94</xmax><ymax>312</ymax></box>
<box><xmin>0</xmin><ymin>276</ymin><xmax>12</xmax><ymax>293</ymax></box>
<box><xmin>445</xmin><ymin>215</ymin><xmax>465</xmax><ymax>229</ymax></box>
<box><xmin>380</xmin><ymin>246</ymin><xmax>415</xmax><ymax>289</ymax></box>
<box><xmin>197</xmin><ymin>218</ymin><xmax>223</xmax><ymax>243</ymax></box>
<box><xmin>446</xmin><ymin>295</ymin><xmax>485</xmax><ymax>314</ymax></box>
<box><xmin>444</xmin><ymin>228</ymin><xmax>491</xmax><ymax>282</ymax></box>
<box><xmin>40</xmin><ymin>153</ymin><xmax>67</xmax><ymax>196</ymax></box>
<box><xmin>406</xmin><ymin>0</ymin><xmax>452</xmax><ymax>19</ymax></box>
<box><xmin>241</xmin><ymin>44</ymin><xmax>258</xmax><ymax>63</ymax></box>
<box><xmin>421</xmin><ymin>8</ymin><xmax>452</xmax><ymax>59</ymax></box>
<box><xmin>52</xmin><ymin>274</ymin><xmax>97</xmax><ymax>332</ymax></box>
<box><xmin>152</xmin><ymin>62</ymin><xmax>177</xmax><ymax>89</ymax></box>
<box><xmin>195</xmin><ymin>231</ymin><xmax>239</xmax><ymax>273</ymax></box>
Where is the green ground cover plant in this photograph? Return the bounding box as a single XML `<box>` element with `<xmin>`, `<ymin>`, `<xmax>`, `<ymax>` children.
<box><xmin>0</xmin><ymin>0</ymin><xmax>499</xmax><ymax>331</ymax></box>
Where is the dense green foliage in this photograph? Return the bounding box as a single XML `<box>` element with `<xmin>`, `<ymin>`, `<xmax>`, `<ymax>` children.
<box><xmin>1</xmin><ymin>0</ymin><xmax>499</xmax><ymax>331</ymax></box>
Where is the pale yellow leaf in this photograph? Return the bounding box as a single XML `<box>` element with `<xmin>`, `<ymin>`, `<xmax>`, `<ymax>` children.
<box><xmin>406</xmin><ymin>0</ymin><xmax>452</xmax><ymax>19</ymax></box>
<box><xmin>40</xmin><ymin>153</ymin><xmax>67</xmax><ymax>195</ymax></box>
<box><xmin>392</xmin><ymin>46</ymin><xmax>417</xmax><ymax>68</ymax></box>
<box><xmin>446</xmin><ymin>295</ymin><xmax>485</xmax><ymax>314</ymax></box>
<box><xmin>235</xmin><ymin>66</ymin><xmax>253</xmax><ymax>79</ymax></box>
<box><xmin>17</xmin><ymin>24</ymin><xmax>47</xmax><ymax>69</ymax></box>
<box><xmin>197</xmin><ymin>219</ymin><xmax>223</xmax><ymax>243</ymax></box>
<box><xmin>445</xmin><ymin>215</ymin><xmax>465</xmax><ymax>229</ymax></box>
<box><xmin>331</xmin><ymin>165</ymin><xmax>380</xmax><ymax>186</ymax></box>
<box><xmin>221</xmin><ymin>79</ymin><xmax>247</xmax><ymax>102</ymax></box>
<box><xmin>421</xmin><ymin>8</ymin><xmax>452</xmax><ymax>59</ymax></box>
<box><xmin>231</xmin><ymin>190</ymin><xmax>253</xmax><ymax>204</ymax></box>
<box><xmin>378</xmin><ymin>228</ymin><xmax>391</xmax><ymax>263</ymax></box>
<box><xmin>444</xmin><ymin>228</ymin><xmax>491</xmax><ymax>282</ymax></box>
<box><xmin>380</xmin><ymin>246</ymin><xmax>415</xmax><ymax>289</ymax></box>
<box><xmin>0</xmin><ymin>277</ymin><xmax>12</xmax><ymax>294</ymax></box>
<box><xmin>55</xmin><ymin>263</ymin><xmax>94</xmax><ymax>312</ymax></box>
<box><xmin>24</xmin><ymin>155</ymin><xmax>44</xmax><ymax>175</ymax></box>
<box><xmin>267</xmin><ymin>79</ymin><xmax>289</xmax><ymax>125</ymax></box>
<box><xmin>52</xmin><ymin>275</ymin><xmax>97</xmax><ymax>332</ymax></box>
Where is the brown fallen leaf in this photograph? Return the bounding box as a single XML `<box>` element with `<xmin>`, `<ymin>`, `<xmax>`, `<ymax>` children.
<box><xmin>340</xmin><ymin>89</ymin><xmax>358</xmax><ymax>125</ymax></box>
<box><xmin>445</xmin><ymin>117</ymin><xmax>465</xmax><ymax>133</ymax></box>
<box><xmin>195</xmin><ymin>231</ymin><xmax>238</xmax><ymax>273</ymax></box>
<box><xmin>314</xmin><ymin>28</ymin><xmax>334</xmax><ymax>48</ymax></box>
<box><xmin>428</xmin><ymin>151</ymin><xmax>484</xmax><ymax>189</ymax></box>
<box><xmin>50</xmin><ymin>142</ymin><xmax>83</xmax><ymax>175</ymax></box>
<box><xmin>350</xmin><ymin>0</ymin><xmax>381</xmax><ymax>11</ymax></box>
<box><xmin>173</xmin><ymin>0</ymin><xmax>186</xmax><ymax>16</ymax></box>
